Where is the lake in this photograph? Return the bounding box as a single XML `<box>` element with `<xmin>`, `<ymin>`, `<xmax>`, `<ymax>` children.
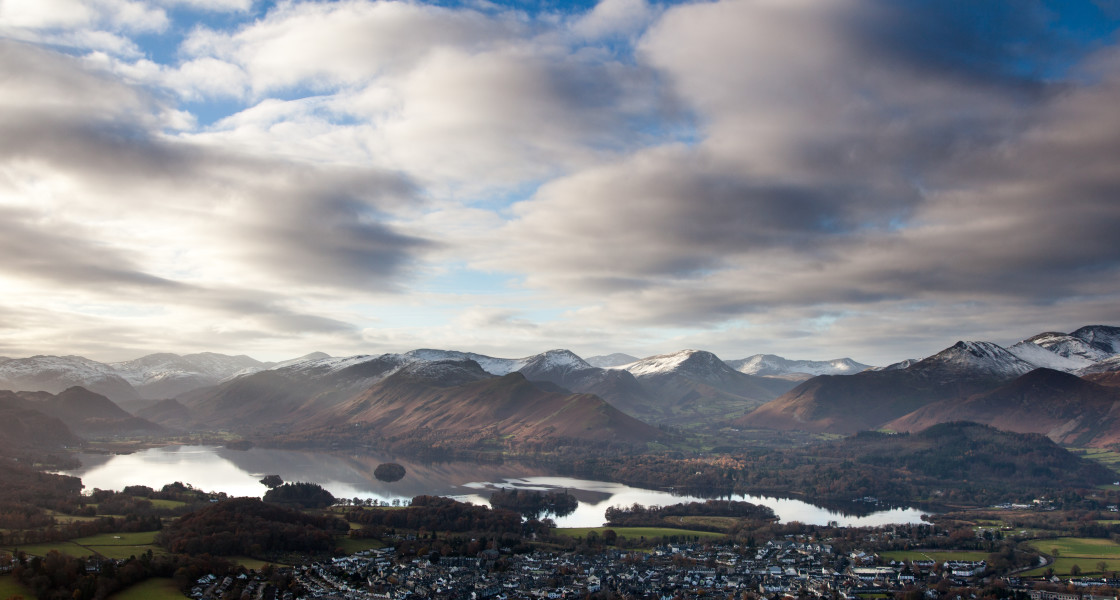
<box><xmin>61</xmin><ymin>445</ymin><xmax>930</xmax><ymax>528</ymax></box>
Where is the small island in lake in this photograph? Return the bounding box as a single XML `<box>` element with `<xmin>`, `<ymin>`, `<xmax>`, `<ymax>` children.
<box><xmin>374</xmin><ymin>462</ymin><xmax>406</xmax><ymax>482</ymax></box>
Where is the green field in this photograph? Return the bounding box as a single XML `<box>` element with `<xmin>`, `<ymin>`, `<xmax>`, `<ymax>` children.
<box><xmin>73</xmin><ymin>531</ymin><xmax>160</xmax><ymax>546</ymax></box>
<box><xmin>71</xmin><ymin>531</ymin><xmax>165</xmax><ymax>560</ymax></box>
<box><xmin>879</xmin><ymin>550</ymin><xmax>990</xmax><ymax>563</ymax></box>
<box><xmin>1022</xmin><ymin>537</ymin><xmax>1120</xmax><ymax>576</ymax></box>
<box><xmin>1030</xmin><ymin>537</ymin><xmax>1120</xmax><ymax>559</ymax></box>
<box><xmin>108</xmin><ymin>577</ymin><xmax>189</xmax><ymax>600</ymax></box>
<box><xmin>1076</xmin><ymin>449</ymin><xmax>1120</xmax><ymax>477</ymax></box>
<box><xmin>145</xmin><ymin>499</ymin><xmax>187</xmax><ymax>510</ymax></box>
<box><xmin>6</xmin><ymin>531</ymin><xmax>164</xmax><ymax>560</ymax></box>
<box><xmin>1022</xmin><ymin>557</ymin><xmax>1120</xmax><ymax>577</ymax></box>
<box><xmin>336</xmin><ymin>537</ymin><xmax>385</xmax><ymax>555</ymax></box>
<box><xmin>0</xmin><ymin>574</ymin><xmax>34</xmax><ymax>599</ymax></box>
<box><xmin>3</xmin><ymin>541</ymin><xmax>92</xmax><ymax>558</ymax></box>
<box><xmin>556</xmin><ymin>527</ymin><xmax>725</xmax><ymax>541</ymax></box>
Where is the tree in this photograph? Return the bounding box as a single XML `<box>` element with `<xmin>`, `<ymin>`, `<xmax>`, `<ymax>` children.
<box><xmin>1098</xmin><ymin>561</ymin><xmax>1109</xmax><ymax>573</ymax></box>
<box><xmin>259</xmin><ymin>475</ymin><xmax>283</xmax><ymax>489</ymax></box>
<box><xmin>262</xmin><ymin>482</ymin><xmax>336</xmax><ymax>509</ymax></box>
<box><xmin>1071</xmin><ymin>564</ymin><xmax>1082</xmax><ymax>576</ymax></box>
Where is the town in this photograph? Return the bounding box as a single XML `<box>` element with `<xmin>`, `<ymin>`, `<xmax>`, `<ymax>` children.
<box><xmin>185</xmin><ymin>538</ymin><xmax>1025</xmax><ymax>600</ymax></box>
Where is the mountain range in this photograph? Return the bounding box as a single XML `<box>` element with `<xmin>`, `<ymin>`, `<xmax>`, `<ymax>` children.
<box><xmin>3</xmin><ymin>324</ymin><xmax>1120</xmax><ymax>449</ymax></box>
<box><xmin>738</xmin><ymin>325</ymin><xmax>1120</xmax><ymax>445</ymax></box>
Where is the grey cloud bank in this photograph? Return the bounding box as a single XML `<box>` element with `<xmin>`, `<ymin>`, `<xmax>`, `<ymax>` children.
<box><xmin>0</xmin><ymin>0</ymin><xmax>1117</xmax><ymax>365</ymax></box>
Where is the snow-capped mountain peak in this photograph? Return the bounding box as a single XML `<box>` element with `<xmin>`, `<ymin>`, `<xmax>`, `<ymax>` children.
<box><xmin>1025</xmin><ymin>331</ymin><xmax>1113</xmax><ymax>363</ymax></box>
<box><xmin>1070</xmin><ymin>325</ymin><xmax>1120</xmax><ymax>355</ymax></box>
<box><xmin>404</xmin><ymin>349</ymin><xmax>526</xmax><ymax>376</ymax></box>
<box><xmin>392</xmin><ymin>359</ymin><xmax>492</xmax><ymax>386</ymax></box>
<box><xmin>585</xmin><ymin>353</ymin><xmax>640</xmax><ymax>368</ymax></box>
<box><xmin>521</xmin><ymin>349</ymin><xmax>591</xmax><ymax>373</ymax></box>
<box><xmin>621</xmin><ymin>350</ymin><xmax>734</xmax><ymax>381</ymax></box>
<box><xmin>1007</xmin><ymin>340</ymin><xmax>1094</xmax><ymax>372</ymax></box>
<box><xmin>727</xmin><ymin>354</ymin><xmax>872</xmax><ymax>377</ymax></box>
<box><xmin>0</xmin><ymin>355</ymin><xmax>140</xmax><ymax>401</ymax></box>
<box><xmin>913</xmin><ymin>341</ymin><xmax>1035</xmax><ymax>378</ymax></box>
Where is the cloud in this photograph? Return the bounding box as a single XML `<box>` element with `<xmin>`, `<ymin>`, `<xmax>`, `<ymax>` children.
<box><xmin>491</xmin><ymin>0</ymin><xmax>1120</xmax><ymax>343</ymax></box>
<box><xmin>0</xmin><ymin>40</ymin><xmax>435</xmax><ymax>356</ymax></box>
<box><xmin>0</xmin><ymin>0</ymin><xmax>168</xmax><ymax>31</ymax></box>
<box><xmin>1</xmin><ymin>0</ymin><xmax>1119</xmax><ymax>363</ymax></box>
<box><xmin>166</xmin><ymin>0</ymin><xmax>680</xmax><ymax>194</ymax></box>
<box><xmin>570</xmin><ymin>0</ymin><xmax>654</xmax><ymax>40</ymax></box>
<box><xmin>156</xmin><ymin>0</ymin><xmax>253</xmax><ymax>12</ymax></box>
<box><xmin>182</xmin><ymin>0</ymin><xmax>522</xmax><ymax>93</ymax></box>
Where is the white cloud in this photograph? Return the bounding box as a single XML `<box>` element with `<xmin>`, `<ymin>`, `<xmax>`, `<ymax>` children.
<box><xmin>0</xmin><ymin>0</ymin><xmax>167</xmax><ymax>32</ymax></box>
<box><xmin>156</xmin><ymin>0</ymin><xmax>253</xmax><ymax>12</ymax></box>
<box><xmin>187</xmin><ymin>0</ymin><xmax>520</xmax><ymax>93</ymax></box>
<box><xmin>570</xmin><ymin>0</ymin><xmax>653</xmax><ymax>40</ymax></box>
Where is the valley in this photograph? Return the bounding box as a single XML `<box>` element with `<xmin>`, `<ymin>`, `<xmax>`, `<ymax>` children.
<box><xmin>4</xmin><ymin>325</ymin><xmax>1120</xmax><ymax>599</ymax></box>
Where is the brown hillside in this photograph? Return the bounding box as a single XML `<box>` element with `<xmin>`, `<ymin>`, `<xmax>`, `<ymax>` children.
<box><xmin>314</xmin><ymin>370</ymin><xmax>661</xmax><ymax>444</ymax></box>
<box><xmin>0</xmin><ymin>391</ymin><xmax>83</xmax><ymax>450</ymax></box>
<box><xmin>1086</xmin><ymin>372</ymin><xmax>1120</xmax><ymax>388</ymax></box>
<box><xmin>885</xmin><ymin>369</ymin><xmax>1120</xmax><ymax>447</ymax></box>
<box><xmin>17</xmin><ymin>386</ymin><xmax>164</xmax><ymax>437</ymax></box>
<box><xmin>735</xmin><ymin>342</ymin><xmax>1032</xmax><ymax>434</ymax></box>
<box><xmin>734</xmin><ymin>370</ymin><xmax>944</xmax><ymax>434</ymax></box>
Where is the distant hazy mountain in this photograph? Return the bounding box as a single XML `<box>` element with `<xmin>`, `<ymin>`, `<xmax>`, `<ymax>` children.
<box><xmin>585</xmin><ymin>353</ymin><xmax>640</xmax><ymax>368</ymax></box>
<box><xmin>112</xmin><ymin>352</ymin><xmax>270</xmax><ymax>399</ymax></box>
<box><xmin>135</xmin><ymin>398</ymin><xmax>194</xmax><ymax>430</ymax></box>
<box><xmin>180</xmin><ymin>353</ymin><xmax>414</xmax><ymax>429</ymax></box>
<box><xmin>871</xmin><ymin>358</ymin><xmax>919</xmax><ymax>371</ymax></box>
<box><xmin>403</xmin><ymin>349</ymin><xmax>675</xmax><ymax>422</ymax></box>
<box><xmin>725</xmin><ymin>354</ymin><xmax>872</xmax><ymax>380</ymax></box>
<box><xmin>164</xmin><ymin>347</ymin><xmax>798</xmax><ymax>430</ymax></box>
<box><xmin>175</xmin><ymin>354</ymin><xmax>661</xmax><ymax>446</ymax></box>
<box><xmin>618</xmin><ymin>350</ymin><xmax>795</xmax><ymax>424</ymax></box>
<box><xmin>0</xmin><ymin>355</ymin><xmax>140</xmax><ymax>402</ymax></box>
<box><xmin>303</xmin><ymin>360</ymin><xmax>660</xmax><ymax>444</ymax></box>
<box><xmin>0</xmin><ymin>391</ymin><xmax>83</xmax><ymax>450</ymax></box>
<box><xmin>15</xmin><ymin>386</ymin><xmax>164</xmax><ymax>437</ymax></box>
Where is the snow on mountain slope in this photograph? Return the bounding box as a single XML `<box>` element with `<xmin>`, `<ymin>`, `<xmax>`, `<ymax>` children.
<box><xmin>112</xmin><ymin>352</ymin><xmax>270</xmax><ymax>397</ymax></box>
<box><xmin>871</xmin><ymin>358</ymin><xmax>918</xmax><ymax>371</ymax></box>
<box><xmin>0</xmin><ymin>355</ymin><xmax>140</xmax><ymax>401</ymax></box>
<box><xmin>1026</xmin><ymin>332</ymin><xmax>1114</xmax><ymax>363</ymax></box>
<box><xmin>404</xmin><ymin>349</ymin><xmax>527</xmax><ymax>375</ymax></box>
<box><xmin>1070</xmin><ymin>325</ymin><xmax>1120</xmax><ymax>355</ymax></box>
<box><xmin>726</xmin><ymin>354</ymin><xmax>871</xmax><ymax>377</ymax></box>
<box><xmin>389</xmin><ymin>359</ymin><xmax>493</xmax><ymax>387</ymax></box>
<box><xmin>1082</xmin><ymin>355</ymin><xmax>1120</xmax><ymax>374</ymax></box>
<box><xmin>518</xmin><ymin>349</ymin><xmax>592</xmax><ymax>376</ymax></box>
<box><xmin>911</xmin><ymin>341</ymin><xmax>1035</xmax><ymax>379</ymax></box>
<box><xmin>113</xmin><ymin>352</ymin><xmax>264</xmax><ymax>383</ymax></box>
<box><xmin>267</xmin><ymin>352</ymin><xmax>330</xmax><ymax>370</ymax></box>
<box><xmin>621</xmin><ymin>350</ymin><xmax>740</xmax><ymax>382</ymax></box>
<box><xmin>274</xmin><ymin>353</ymin><xmax>412</xmax><ymax>381</ymax></box>
<box><xmin>586</xmin><ymin>353</ymin><xmax>640</xmax><ymax>368</ymax></box>
<box><xmin>1007</xmin><ymin>340</ymin><xmax>1094</xmax><ymax>372</ymax></box>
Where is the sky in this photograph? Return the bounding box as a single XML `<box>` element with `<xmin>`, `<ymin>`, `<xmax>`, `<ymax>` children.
<box><xmin>1</xmin><ymin>0</ymin><xmax>1120</xmax><ymax>366</ymax></box>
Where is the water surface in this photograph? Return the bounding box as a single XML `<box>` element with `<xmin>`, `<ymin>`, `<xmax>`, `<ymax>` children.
<box><xmin>63</xmin><ymin>445</ymin><xmax>929</xmax><ymax>527</ymax></box>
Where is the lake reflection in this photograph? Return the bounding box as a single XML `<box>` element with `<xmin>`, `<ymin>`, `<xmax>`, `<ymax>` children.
<box><xmin>62</xmin><ymin>446</ymin><xmax>929</xmax><ymax>527</ymax></box>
